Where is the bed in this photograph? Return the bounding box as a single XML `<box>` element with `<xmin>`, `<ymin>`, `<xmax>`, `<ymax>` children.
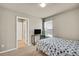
<box><xmin>36</xmin><ymin>37</ymin><xmax>79</xmax><ymax>56</ymax></box>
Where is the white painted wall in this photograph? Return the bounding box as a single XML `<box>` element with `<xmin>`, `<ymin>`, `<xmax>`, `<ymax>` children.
<box><xmin>0</xmin><ymin>7</ymin><xmax>42</xmax><ymax>52</ymax></box>
<box><xmin>53</xmin><ymin>8</ymin><xmax>79</xmax><ymax>40</ymax></box>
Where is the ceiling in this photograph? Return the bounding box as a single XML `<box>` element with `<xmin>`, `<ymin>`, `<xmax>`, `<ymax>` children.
<box><xmin>0</xmin><ymin>3</ymin><xmax>79</xmax><ymax>18</ymax></box>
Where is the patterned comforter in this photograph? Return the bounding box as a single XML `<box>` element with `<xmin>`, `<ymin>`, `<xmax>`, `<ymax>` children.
<box><xmin>37</xmin><ymin>37</ymin><xmax>79</xmax><ymax>56</ymax></box>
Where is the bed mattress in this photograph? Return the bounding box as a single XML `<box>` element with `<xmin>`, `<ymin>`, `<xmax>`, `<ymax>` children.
<box><xmin>37</xmin><ymin>37</ymin><xmax>79</xmax><ymax>56</ymax></box>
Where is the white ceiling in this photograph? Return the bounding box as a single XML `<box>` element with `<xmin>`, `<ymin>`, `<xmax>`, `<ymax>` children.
<box><xmin>0</xmin><ymin>3</ymin><xmax>79</xmax><ymax>18</ymax></box>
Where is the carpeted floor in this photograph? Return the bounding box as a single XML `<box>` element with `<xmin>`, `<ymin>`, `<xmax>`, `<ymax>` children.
<box><xmin>0</xmin><ymin>46</ymin><xmax>46</xmax><ymax>56</ymax></box>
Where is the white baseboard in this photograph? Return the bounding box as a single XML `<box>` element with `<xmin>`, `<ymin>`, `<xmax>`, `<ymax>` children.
<box><xmin>0</xmin><ymin>48</ymin><xmax>17</xmax><ymax>54</ymax></box>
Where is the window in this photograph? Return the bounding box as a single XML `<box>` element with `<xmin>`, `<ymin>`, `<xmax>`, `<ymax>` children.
<box><xmin>44</xmin><ymin>20</ymin><xmax>53</xmax><ymax>37</ymax></box>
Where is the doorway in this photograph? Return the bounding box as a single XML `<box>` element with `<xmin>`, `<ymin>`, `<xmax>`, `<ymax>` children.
<box><xmin>16</xmin><ymin>16</ymin><xmax>29</xmax><ymax>49</ymax></box>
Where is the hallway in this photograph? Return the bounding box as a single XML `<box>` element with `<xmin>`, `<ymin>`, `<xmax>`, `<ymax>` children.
<box><xmin>18</xmin><ymin>40</ymin><xmax>26</xmax><ymax>48</ymax></box>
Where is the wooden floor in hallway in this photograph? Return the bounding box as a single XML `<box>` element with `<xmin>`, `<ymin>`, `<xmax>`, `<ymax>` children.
<box><xmin>0</xmin><ymin>46</ymin><xmax>46</xmax><ymax>56</ymax></box>
<box><xmin>18</xmin><ymin>39</ymin><xmax>26</xmax><ymax>48</ymax></box>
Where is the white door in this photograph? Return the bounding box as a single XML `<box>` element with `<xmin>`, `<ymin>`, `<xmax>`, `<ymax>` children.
<box><xmin>23</xmin><ymin>20</ymin><xmax>28</xmax><ymax>44</ymax></box>
<box><xmin>18</xmin><ymin>21</ymin><xmax>23</xmax><ymax>40</ymax></box>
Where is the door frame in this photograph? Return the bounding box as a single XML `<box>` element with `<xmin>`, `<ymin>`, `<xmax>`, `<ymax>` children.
<box><xmin>16</xmin><ymin>16</ymin><xmax>29</xmax><ymax>49</ymax></box>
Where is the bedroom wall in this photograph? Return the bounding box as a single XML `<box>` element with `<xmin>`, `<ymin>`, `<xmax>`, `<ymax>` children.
<box><xmin>53</xmin><ymin>8</ymin><xmax>79</xmax><ymax>40</ymax></box>
<box><xmin>0</xmin><ymin>7</ymin><xmax>42</xmax><ymax>52</ymax></box>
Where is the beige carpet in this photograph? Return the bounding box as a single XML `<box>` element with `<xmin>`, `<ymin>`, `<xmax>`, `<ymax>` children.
<box><xmin>0</xmin><ymin>46</ymin><xmax>46</xmax><ymax>56</ymax></box>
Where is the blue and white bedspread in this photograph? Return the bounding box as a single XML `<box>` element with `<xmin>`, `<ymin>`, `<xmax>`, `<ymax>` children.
<box><xmin>37</xmin><ymin>37</ymin><xmax>79</xmax><ymax>56</ymax></box>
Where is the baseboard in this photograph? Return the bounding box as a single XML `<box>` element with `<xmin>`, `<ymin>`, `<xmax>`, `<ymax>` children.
<box><xmin>0</xmin><ymin>48</ymin><xmax>17</xmax><ymax>54</ymax></box>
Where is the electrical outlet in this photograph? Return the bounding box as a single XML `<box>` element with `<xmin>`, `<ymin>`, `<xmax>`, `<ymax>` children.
<box><xmin>1</xmin><ymin>44</ymin><xmax>5</xmax><ymax>48</ymax></box>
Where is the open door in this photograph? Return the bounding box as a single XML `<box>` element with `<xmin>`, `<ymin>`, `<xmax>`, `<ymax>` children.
<box><xmin>16</xmin><ymin>16</ymin><xmax>29</xmax><ymax>49</ymax></box>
